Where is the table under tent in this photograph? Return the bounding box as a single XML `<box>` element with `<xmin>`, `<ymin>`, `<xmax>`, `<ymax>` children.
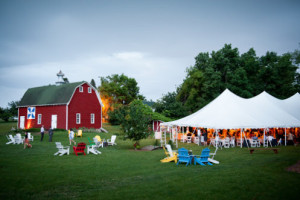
<box><xmin>159</xmin><ymin>89</ymin><xmax>300</xmax><ymax>148</ymax></box>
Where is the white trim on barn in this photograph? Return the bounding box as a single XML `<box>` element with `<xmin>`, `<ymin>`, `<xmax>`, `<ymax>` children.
<box><xmin>18</xmin><ymin>103</ymin><xmax>68</xmax><ymax>108</ymax></box>
<box><xmin>66</xmin><ymin>105</ymin><xmax>68</xmax><ymax>130</ymax></box>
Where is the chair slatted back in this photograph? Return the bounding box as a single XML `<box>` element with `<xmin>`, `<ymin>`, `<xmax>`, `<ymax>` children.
<box><xmin>75</xmin><ymin>143</ymin><xmax>86</xmax><ymax>151</ymax></box>
<box><xmin>200</xmin><ymin>148</ymin><xmax>210</xmax><ymax>162</ymax></box>
<box><xmin>178</xmin><ymin>148</ymin><xmax>189</xmax><ymax>157</ymax></box>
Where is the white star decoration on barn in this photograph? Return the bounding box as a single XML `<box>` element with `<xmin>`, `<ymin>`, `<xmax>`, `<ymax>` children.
<box><xmin>27</xmin><ymin>107</ymin><xmax>36</xmax><ymax>119</ymax></box>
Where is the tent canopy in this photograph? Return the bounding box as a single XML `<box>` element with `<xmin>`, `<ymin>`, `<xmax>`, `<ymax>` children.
<box><xmin>161</xmin><ymin>89</ymin><xmax>300</xmax><ymax>129</ymax></box>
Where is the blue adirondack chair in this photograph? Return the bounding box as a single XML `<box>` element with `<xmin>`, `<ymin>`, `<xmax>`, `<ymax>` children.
<box><xmin>194</xmin><ymin>148</ymin><xmax>213</xmax><ymax>166</ymax></box>
<box><xmin>177</xmin><ymin>148</ymin><xmax>193</xmax><ymax>166</ymax></box>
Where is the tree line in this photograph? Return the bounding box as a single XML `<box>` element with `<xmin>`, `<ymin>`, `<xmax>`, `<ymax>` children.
<box><xmin>154</xmin><ymin>44</ymin><xmax>300</xmax><ymax>119</ymax></box>
<box><xmin>0</xmin><ymin>101</ymin><xmax>19</xmax><ymax>122</ymax></box>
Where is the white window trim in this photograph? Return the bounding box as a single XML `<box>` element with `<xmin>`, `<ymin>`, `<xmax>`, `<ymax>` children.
<box><xmin>37</xmin><ymin>114</ymin><xmax>42</xmax><ymax>124</ymax></box>
<box><xmin>88</xmin><ymin>87</ymin><xmax>92</xmax><ymax>93</ymax></box>
<box><xmin>76</xmin><ymin>113</ymin><xmax>81</xmax><ymax>124</ymax></box>
<box><xmin>79</xmin><ymin>86</ymin><xmax>83</xmax><ymax>92</ymax></box>
<box><xmin>91</xmin><ymin>113</ymin><xmax>95</xmax><ymax>124</ymax></box>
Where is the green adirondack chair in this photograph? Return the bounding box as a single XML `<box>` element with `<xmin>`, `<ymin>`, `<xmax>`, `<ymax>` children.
<box><xmin>87</xmin><ymin>137</ymin><xmax>95</xmax><ymax>147</ymax></box>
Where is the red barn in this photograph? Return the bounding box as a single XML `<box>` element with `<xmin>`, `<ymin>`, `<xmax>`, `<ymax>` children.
<box><xmin>18</xmin><ymin>81</ymin><xmax>103</xmax><ymax>130</ymax></box>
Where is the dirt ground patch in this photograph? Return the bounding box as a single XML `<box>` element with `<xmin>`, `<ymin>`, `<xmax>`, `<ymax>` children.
<box><xmin>286</xmin><ymin>160</ymin><xmax>300</xmax><ymax>173</ymax></box>
<box><xmin>129</xmin><ymin>145</ymin><xmax>162</xmax><ymax>151</ymax></box>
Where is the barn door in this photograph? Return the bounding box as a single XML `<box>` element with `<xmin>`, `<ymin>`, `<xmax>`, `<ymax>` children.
<box><xmin>20</xmin><ymin>116</ymin><xmax>25</xmax><ymax>129</ymax></box>
<box><xmin>51</xmin><ymin>115</ymin><xmax>57</xmax><ymax>129</ymax></box>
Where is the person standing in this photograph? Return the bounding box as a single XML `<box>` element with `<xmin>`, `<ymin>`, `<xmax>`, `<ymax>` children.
<box><xmin>49</xmin><ymin>127</ymin><xmax>53</xmax><ymax>142</ymax></box>
<box><xmin>69</xmin><ymin>129</ymin><xmax>76</xmax><ymax>145</ymax></box>
<box><xmin>40</xmin><ymin>125</ymin><xmax>45</xmax><ymax>141</ymax></box>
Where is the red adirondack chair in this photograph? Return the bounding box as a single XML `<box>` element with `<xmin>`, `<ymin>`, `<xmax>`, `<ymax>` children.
<box><xmin>73</xmin><ymin>142</ymin><xmax>86</xmax><ymax>156</ymax></box>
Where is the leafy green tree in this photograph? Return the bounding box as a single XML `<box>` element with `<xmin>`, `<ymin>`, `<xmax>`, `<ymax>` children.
<box><xmin>0</xmin><ymin>107</ymin><xmax>10</xmax><ymax>122</ymax></box>
<box><xmin>120</xmin><ymin>100</ymin><xmax>152</xmax><ymax>149</ymax></box>
<box><xmin>108</xmin><ymin>106</ymin><xmax>127</xmax><ymax>125</ymax></box>
<box><xmin>175</xmin><ymin>44</ymin><xmax>300</xmax><ymax>115</ymax></box>
<box><xmin>8</xmin><ymin>101</ymin><xmax>19</xmax><ymax>117</ymax></box>
<box><xmin>260</xmin><ymin>52</ymin><xmax>298</xmax><ymax>98</ymax></box>
<box><xmin>90</xmin><ymin>79</ymin><xmax>96</xmax><ymax>88</ymax></box>
<box><xmin>155</xmin><ymin>92</ymin><xmax>189</xmax><ymax>118</ymax></box>
<box><xmin>99</xmin><ymin>74</ymin><xmax>144</xmax><ymax>106</ymax></box>
<box><xmin>99</xmin><ymin>74</ymin><xmax>145</xmax><ymax>121</ymax></box>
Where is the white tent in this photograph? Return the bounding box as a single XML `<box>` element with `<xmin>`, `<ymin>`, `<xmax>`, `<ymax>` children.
<box><xmin>244</xmin><ymin>91</ymin><xmax>300</xmax><ymax>128</ymax></box>
<box><xmin>161</xmin><ymin>89</ymin><xmax>300</xmax><ymax>147</ymax></box>
<box><xmin>282</xmin><ymin>93</ymin><xmax>300</xmax><ymax>121</ymax></box>
<box><xmin>162</xmin><ymin>89</ymin><xmax>300</xmax><ymax>129</ymax></box>
<box><xmin>162</xmin><ymin>89</ymin><xmax>264</xmax><ymax>129</ymax></box>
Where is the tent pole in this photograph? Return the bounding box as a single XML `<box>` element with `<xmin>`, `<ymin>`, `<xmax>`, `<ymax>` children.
<box><xmin>285</xmin><ymin>128</ymin><xmax>287</xmax><ymax>146</ymax></box>
<box><xmin>263</xmin><ymin>128</ymin><xmax>266</xmax><ymax>147</ymax></box>
<box><xmin>176</xmin><ymin>126</ymin><xmax>178</xmax><ymax>148</ymax></box>
<box><xmin>240</xmin><ymin>129</ymin><xmax>242</xmax><ymax>148</ymax></box>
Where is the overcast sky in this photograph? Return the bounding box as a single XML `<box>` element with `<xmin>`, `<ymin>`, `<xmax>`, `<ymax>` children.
<box><xmin>0</xmin><ymin>0</ymin><xmax>300</xmax><ymax>108</ymax></box>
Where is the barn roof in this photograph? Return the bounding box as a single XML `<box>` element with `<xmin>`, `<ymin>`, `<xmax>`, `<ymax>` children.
<box><xmin>18</xmin><ymin>81</ymin><xmax>85</xmax><ymax>107</ymax></box>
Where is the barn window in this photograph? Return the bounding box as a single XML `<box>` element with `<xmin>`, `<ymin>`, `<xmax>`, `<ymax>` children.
<box><xmin>91</xmin><ymin>113</ymin><xmax>95</xmax><ymax>124</ymax></box>
<box><xmin>37</xmin><ymin>114</ymin><xmax>42</xmax><ymax>124</ymax></box>
<box><xmin>76</xmin><ymin>113</ymin><xmax>81</xmax><ymax>124</ymax></box>
<box><xmin>88</xmin><ymin>87</ymin><xmax>92</xmax><ymax>93</ymax></box>
<box><xmin>79</xmin><ymin>86</ymin><xmax>83</xmax><ymax>92</ymax></box>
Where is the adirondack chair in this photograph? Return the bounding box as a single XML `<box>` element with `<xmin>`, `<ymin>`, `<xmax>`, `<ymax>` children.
<box><xmin>87</xmin><ymin>144</ymin><xmax>101</xmax><ymax>155</ymax></box>
<box><xmin>177</xmin><ymin>148</ymin><xmax>193</xmax><ymax>166</ymax></box>
<box><xmin>87</xmin><ymin>137</ymin><xmax>95</xmax><ymax>147</ymax></box>
<box><xmin>73</xmin><ymin>142</ymin><xmax>86</xmax><ymax>156</ymax></box>
<box><xmin>76</xmin><ymin>130</ymin><xmax>83</xmax><ymax>137</ymax></box>
<box><xmin>14</xmin><ymin>133</ymin><xmax>24</xmax><ymax>144</ymax></box>
<box><xmin>194</xmin><ymin>148</ymin><xmax>213</xmax><ymax>166</ymax></box>
<box><xmin>94</xmin><ymin>135</ymin><xmax>102</xmax><ymax>142</ymax></box>
<box><xmin>6</xmin><ymin>135</ymin><xmax>15</xmax><ymax>144</ymax></box>
<box><xmin>54</xmin><ymin>142</ymin><xmax>70</xmax><ymax>156</ymax></box>
<box><xmin>160</xmin><ymin>144</ymin><xmax>178</xmax><ymax>163</ymax></box>
<box><xmin>107</xmin><ymin>135</ymin><xmax>117</xmax><ymax>146</ymax></box>
<box><xmin>93</xmin><ymin>137</ymin><xmax>103</xmax><ymax>148</ymax></box>
<box><xmin>28</xmin><ymin>133</ymin><xmax>34</xmax><ymax>142</ymax></box>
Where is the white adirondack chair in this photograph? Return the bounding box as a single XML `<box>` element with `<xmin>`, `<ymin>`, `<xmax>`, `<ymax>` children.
<box><xmin>6</xmin><ymin>135</ymin><xmax>15</xmax><ymax>144</ymax></box>
<box><xmin>166</xmin><ymin>144</ymin><xmax>177</xmax><ymax>156</ymax></box>
<box><xmin>54</xmin><ymin>142</ymin><xmax>70</xmax><ymax>156</ymax></box>
<box><xmin>107</xmin><ymin>135</ymin><xmax>117</xmax><ymax>146</ymax></box>
<box><xmin>208</xmin><ymin>148</ymin><xmax>220</xmax><ymax>164</ymax></box>
<box><xmin>28</xmin><ymin>133</ymin><xmax>34</xmax><ymax>142</ymax></box>
<box><xmin>93</xmin><ymin>138</ymin><xmax>103</xmax><ymax>148</ymax></box>
<box><xmin>87</xmin><ymin>145</ymin><xmax>101</xmax><ymax>155</ymax></box>
<box><xmin>14</xmin><ymin>133</ymin><xmax>24</xmax><ymax>144</ymax></box>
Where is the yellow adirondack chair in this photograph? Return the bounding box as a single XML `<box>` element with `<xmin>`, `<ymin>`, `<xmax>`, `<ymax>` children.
<box><xmin>76</xmin><ymin>130</ymin><xmax>83</xmax><ymax>138</ymax></box>
<box><xmin>160</xmin><ymin>144</ymin><xmax>178</xmax><ymax>163</ymax></box>
<box><xmin>94</xmin><ymin>135</ymin><xmax>101</xmax><ymax>142</ymax></box>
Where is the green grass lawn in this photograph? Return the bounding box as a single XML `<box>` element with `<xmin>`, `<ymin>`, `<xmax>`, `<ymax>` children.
<box><xmin>0</xmin><ymin>122</ymin><xmax>299</xmax><ymax>200</ymax></box>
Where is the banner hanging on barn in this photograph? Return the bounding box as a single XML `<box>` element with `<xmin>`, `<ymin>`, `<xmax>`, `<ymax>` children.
<box><xmin>27</xmin><ymin>107</ymin><xmax>36</xmax><ymax>119</ymax></box>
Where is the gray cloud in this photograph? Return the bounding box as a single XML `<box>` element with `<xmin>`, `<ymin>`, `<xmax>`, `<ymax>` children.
<box><xmin>0</xmin><ymin>0</ymin><xmax>300</xmax><ymax>107</ymax></box>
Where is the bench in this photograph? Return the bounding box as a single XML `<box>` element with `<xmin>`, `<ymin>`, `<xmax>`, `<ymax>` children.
<box><xmin>250</xmin><ymin>148</ymin><xmax>279</xmax><ymax>154</ymax></box>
